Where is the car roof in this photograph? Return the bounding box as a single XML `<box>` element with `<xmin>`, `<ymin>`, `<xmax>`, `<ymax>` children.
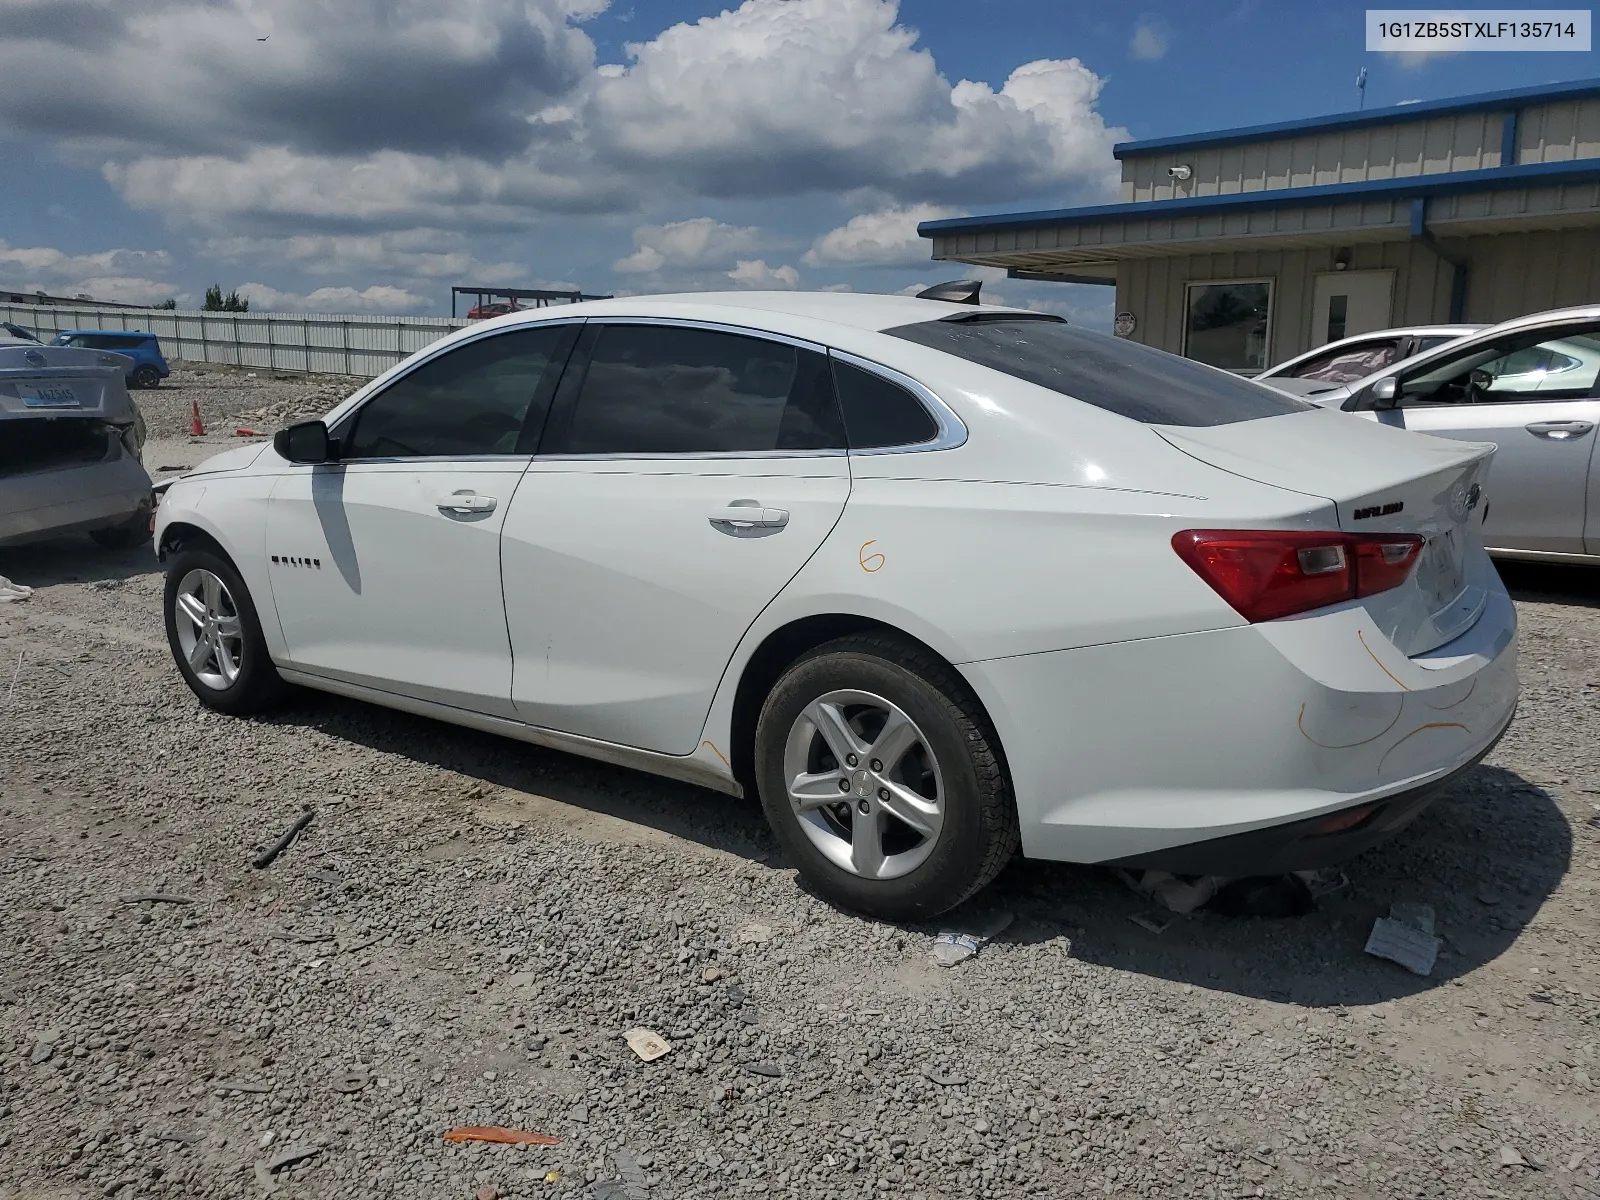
<box><xmin>497</xmin><ymin>290</ymin><xmax>1040</xmax><ymax>335</ymax></box>
<box><xmin>59</xmin><ymin>329</ymin><xmax>155</xmax><ymax>337</ymax></box>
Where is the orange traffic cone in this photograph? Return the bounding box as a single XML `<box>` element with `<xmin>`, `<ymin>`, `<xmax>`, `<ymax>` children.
<box><xmin>190</xmin><ymin>398</ymin><xmax>205</xmax><ymax>437</ymax></box>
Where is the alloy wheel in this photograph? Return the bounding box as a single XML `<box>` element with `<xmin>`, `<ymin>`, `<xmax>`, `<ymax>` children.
<box><xmin>172</xmin><ymin>568</ymin><xmax>245</xmax><ymax>691</ymax></box>
<box><xmin>781</xmin><ymin>689</ymin><xmax>945</xmax><ymax>880</ymax></box>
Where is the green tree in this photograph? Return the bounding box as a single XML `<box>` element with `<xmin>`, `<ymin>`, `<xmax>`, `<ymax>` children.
<box><xmin>155</xmin><ymin>298</ymin><xmax>177</xmax><ymax>310</ymax></box>
<box><xmin>203</xmin><ymin>284</ymin><xmax>250</xmax><ymax>312</ymax></box>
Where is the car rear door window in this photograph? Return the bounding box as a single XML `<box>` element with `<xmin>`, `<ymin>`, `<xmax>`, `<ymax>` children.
<box><xmin>831</xmin><ymin>360</ymin><xmax>938</xmax><ymax>448</ymax></box>
<box><xmin>343</xmin><ymin>324</ymin><xmax>576</xmax><ymax>459</ymax></box>
<box><xmin>886</xmin><ymin>317</ymin><xmax>1310</xmax><ymax>426</ymax></box>
<box><xmin>549</xmin><ymin>324</ymin><xmax>845</xmax><ymax>455</ymax></box>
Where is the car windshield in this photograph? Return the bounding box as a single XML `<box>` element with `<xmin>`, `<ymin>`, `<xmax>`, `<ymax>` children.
<box><xmin>884</xmin><ymin>317</ymin><xmax>1311</xmax><ymax>427</ymax></box>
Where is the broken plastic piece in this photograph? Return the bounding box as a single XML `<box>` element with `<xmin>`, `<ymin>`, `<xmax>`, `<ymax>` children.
<box><xmin>1364</xmin><ymin>916</ymin><xmax>1441</xmax><ymax>976</ymax></box>
<box><xmin>929</xmin><ymin>910</ymin><xmax>1013</xmax><ymax>967</ymax></box>
<box><xmin>622</xmin><ymin>1027</ymin><xmax>672</xmax><ymax>1062</ymax></box>
<box><xmin>0</xmin><ymin>576</ymin><xmax>33</xmax><ymax>604</ymax></box>
<box><xmin>441</xmin><ymin>1126</ymin><xmax>561</xmax><ymax>1146</ymax></box>
<box><xmin>1128</xmin><ymin>913</ymin><xmax>1172</xmax><ymax>935</ymax></box>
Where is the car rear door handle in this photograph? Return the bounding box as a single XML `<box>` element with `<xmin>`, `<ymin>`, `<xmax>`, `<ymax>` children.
<box><xmin>1525</xmin><ymin>420</ymin><xmax>1595</xmax><ymax>440</ymax></box>
<box><xmin>708</xmin><ymin>503</ymin><xmax>789</xmax><ymax>529</ymax></box>
<box><xmin>436</xmin><ymin>491</ymin><xmax>497</xmax><ymax>514</ymax></box>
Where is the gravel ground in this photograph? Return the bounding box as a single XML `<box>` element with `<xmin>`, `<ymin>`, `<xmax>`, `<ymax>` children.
<box><xmin>1</xmin><ymin>407</ymin><xmax>1599</xmax><ymax>1197</ymax></box>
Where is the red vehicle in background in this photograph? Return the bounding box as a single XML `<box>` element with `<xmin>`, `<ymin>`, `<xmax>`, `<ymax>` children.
<box><xmin>465</xmin><ymin>301</ymin><xmax>523</xmax><ymax>321</ymax></box>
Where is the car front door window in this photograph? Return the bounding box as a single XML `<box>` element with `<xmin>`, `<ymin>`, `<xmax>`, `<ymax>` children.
<box><xmin>344</xmin><ymin>325</ymin><xmax>576</xmax><ymax>458</ymax></box>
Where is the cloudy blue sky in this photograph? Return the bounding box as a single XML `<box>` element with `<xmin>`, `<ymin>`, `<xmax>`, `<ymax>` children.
<box><xmin>2</xmin><ymin>0</ymin><xmax>1594</xmax><ymax>324</ymax></box>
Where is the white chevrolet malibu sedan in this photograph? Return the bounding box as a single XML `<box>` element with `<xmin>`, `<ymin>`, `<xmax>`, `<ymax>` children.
<box><xmin>154</xmin><ymin>291</ymin><xmax>1518</xmax><ymax>918</ymax></box>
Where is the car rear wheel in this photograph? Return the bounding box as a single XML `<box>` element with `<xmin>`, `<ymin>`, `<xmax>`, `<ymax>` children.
<box><xmin>131</xmin><ymin>365</ymin><xmax>161</xmax><ymax>389</ymax></box>
<box><xmin>163</xmin><ymin>548</ymin><xmax>287</xmax><ymax>714</ymax></box>
<box><xmin>754</xmin><ymin>633</ymin><xmax>1018</xmax><ymax>920</ymax></box>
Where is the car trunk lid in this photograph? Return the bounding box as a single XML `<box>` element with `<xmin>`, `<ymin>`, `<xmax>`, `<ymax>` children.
<box><xmin>0</xmin><ymin>342</ymin><xmax>136</xmax><ymax>423</ymax></box>
<box><xmin>1156</xmin><ymin>407</ymin><xmax>1494</xmax><ymax>655</ymax></box>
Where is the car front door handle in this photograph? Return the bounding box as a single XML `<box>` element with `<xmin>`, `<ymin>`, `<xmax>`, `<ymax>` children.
<box><xmin>436</xmin><ymin>491</ymin><xmax>497</xmax><ymax>514</ymax></box>
<box><xmin>708</xmin><ymin>503</ymin><xmax>789</xmax><ymax>529</ymax></box>
<box><xmin>1525</xmin><ymin>420</ymin><xmax>1595</xmax><ymax>440</ymax></box>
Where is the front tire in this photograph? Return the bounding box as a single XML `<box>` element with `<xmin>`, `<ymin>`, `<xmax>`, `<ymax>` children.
<box><xmin>163</xmin><ymin>548</ymin><xmax>286</xmax><ymax>714</ymax></box>
<box><xmin>754</xmin><ymin>633</ymin><xmax>1018</xmax><ymax>920</ymax></box>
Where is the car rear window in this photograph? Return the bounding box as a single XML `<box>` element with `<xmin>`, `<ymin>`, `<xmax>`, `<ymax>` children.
<box><xmin>884</xmin><ymin>318</ymin><xmax>1312</xmax><ymax>427</ymax></box>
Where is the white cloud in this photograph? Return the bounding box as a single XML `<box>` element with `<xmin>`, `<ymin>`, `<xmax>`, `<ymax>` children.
<box><xmin>803</xmin><ymin>204</ymin><xmax>960</xmax><ymax>268</ymax></box>
<box><xmin>9</xmin><ymin>0</ymin><xmax>1122</xmax><ymax>231</ymax></box>
<box><xmin>202</xmin><ymin>229</ymin><xmax>524</xmax><ymax>283</ymax></box>
<box><xmin>613</xmin><ymin>218</ymin><xmax>765</xmax><ymax>273</ymax></box>
<box><xmin>726</xmin><ymin>260</ymin><xmax>800</xmax><ymax>288</ymax></box>
<box><xmin>235</xmin><ymin>282</ymin><xmax>430</xmax><ymax>313</ymax></box>
<box><xmin>0</xmin><ymin>241</ymin><xmax>182</xmax><ymax>305</ymax></box>
<box><xmin>1130</xmin><ymin>20</ymin><xmax>1171</xmax><ymax>62</ymax></box>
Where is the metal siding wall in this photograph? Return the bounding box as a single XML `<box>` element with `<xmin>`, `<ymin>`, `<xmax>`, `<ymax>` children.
<box><xmin>1122</xmin><ymin>113</ymin><xmax>1505</xmax><ymax>201</ymax></box>
<box><xmin>1519</xmin><ymin>97</ymin><xmax>1600</xmax><ymax>164</ymax></box>
<box><xmin>0</xmin><ymin>304</ymin><xmax>467</xmax><ymax>378</ymax></box>
<box><xmin>1459</xmin><ymin>228</ymin><xmax>1600</xmax><ymax>321</ymax></box>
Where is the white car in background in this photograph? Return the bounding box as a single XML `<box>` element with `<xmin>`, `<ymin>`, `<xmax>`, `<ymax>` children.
<box><xmin>1261</xmin><ymin>306</ymin><xmax>1600</xmax><ymax>564</ymax></box>
<box><xmin>1259</xmin><ymin>325</ymin><xmax>1482</xmax><ymax>395</ymax></box>
<box><xmin>153</xmin><ymin>290</ymin><xmax>1517</xmax><ymax>918</ymax></box>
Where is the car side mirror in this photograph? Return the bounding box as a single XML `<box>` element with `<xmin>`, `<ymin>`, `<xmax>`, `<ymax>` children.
<box><xmin>1368</xmin><ymin>377</ymin><xmax>1399</xmax><ymax>410</ymax></box>
<box><xmin>273</xmin><ymin>420</ymin><xmax>335</xmax><ymax>464</ymax></box>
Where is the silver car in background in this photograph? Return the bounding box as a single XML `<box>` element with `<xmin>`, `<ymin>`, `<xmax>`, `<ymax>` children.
<box><xmin>0</xmin><ymin>334</ymin><xmax>152</xmax><ymax>549</ymax></box>
<box><xmin>1259</xmin><ymin>306</ymin><xmax>1600</xmax><ymax>565</ymax></box>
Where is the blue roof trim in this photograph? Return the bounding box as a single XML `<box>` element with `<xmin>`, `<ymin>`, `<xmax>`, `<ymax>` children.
<box><xmin>918</xmin><ymin>158</ymin><xmax>1600</xmax><ymax>239</ymax></box>
<box><xmin>1112</xmin><ymin>77</ymin><xmax>1600</xmax><ymax>159</ymax></box>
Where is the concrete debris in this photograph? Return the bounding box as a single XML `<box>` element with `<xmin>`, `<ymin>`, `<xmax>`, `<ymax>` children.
<box><xmin>1116</xmin><ymin>869</ymin><xmax>1222</xmax><ymax>915</ymax></box>
<box><xmin>746</xmin><ymin>1061</ymin><xmax>782</xmax><ymax>1077</ymax></box>
<box><xmin>213</xmin><ymin>1079</ymin><xmax>274</xmax><ymax>1094</ymax></box>
<box><xmin>736</xmin><ymin>921</ymin><xmax>773</xmax><ymax>944</ymax></box>
<box><xmin>1365</xmin><ymin>904</ymin><xmax>1443</xmax><ymax>977</ymax></box>
<box><xmin>929</xmin><ymin>910</ymin><xmax>1013</xmax><ymax>967</ymax></box>
<box><xmin>1498</xmin><ymin>1144</ymin><xmax>1531</xmax><ymax>1168</ymax></box>
<box><xmin>623</xmin><ymin>1027</ymin><xmax>672</xmax><ymax>1062</ymax></box>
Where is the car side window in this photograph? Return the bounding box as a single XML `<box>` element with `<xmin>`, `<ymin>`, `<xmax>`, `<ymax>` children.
<box><xmin>1287</xmin><ymin>340</ymin><xmax>1402</xmax><ymax>383</ymax></box>
<box><xmin>831</xmin><ymin>360</ymin><xmax>939</xmax><ymax>448</ymax></box>
<box><xmin>550</xmin><ymin>324</ymin><xmax>845</xmax><ymax>455</ymax></box>
<box><xmin>344</xmin><ymin>325</ymin><xmax>574</xmax><ymax>459</ymax></box>
<box><xmin>1396</xmin><ymin>326</ymin><xmax>1600</xmax><ymax>407</ymax></box>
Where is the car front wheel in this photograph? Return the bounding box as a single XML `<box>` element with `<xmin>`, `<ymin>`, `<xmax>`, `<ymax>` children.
<box><xmin>163</xmin><ymin>548</ymin><xmax>287</xmax><ymax>714</ymax></box>
<box><xmin>754</xmin><ymin>633</ymin><xmax>1018</xmax><ymax>920</ymax></box>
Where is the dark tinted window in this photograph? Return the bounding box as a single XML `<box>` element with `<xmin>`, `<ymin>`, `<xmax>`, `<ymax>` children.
<box><xmin>1415</xmin><ymin>335</ymin><xmax>1460</xmax><ymax>353</ymax></box>
<box><xmin>832</xmin><ymin>360</ymin><xmax>938</xmax><ymax>448</ymax></box>
<box><xmin>346</xmin><ymin>325</ymin><xmax>572</xmax><ymax>458</ymax></box>
<box><xmin>556</xmin><ymin>325</ymin><xmax>845</xmax><ymax>454</ymax></box>
<box><xmin>886</xmin><ymin>319</ymin><xmax>1311</xmax><ymax>427</ymax></box>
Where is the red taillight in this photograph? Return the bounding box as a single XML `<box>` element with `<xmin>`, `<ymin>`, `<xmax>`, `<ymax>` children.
<box><xmin>1172</xmin><ymin>530</ymin><xmax>1424</xmax><ymax>622</ymax></box>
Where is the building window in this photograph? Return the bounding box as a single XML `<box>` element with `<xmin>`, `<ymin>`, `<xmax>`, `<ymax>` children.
<box><xmin>1183</xmin><ymin>280</ymin><xmax>1272</xmax><ymax>373</ymax></box>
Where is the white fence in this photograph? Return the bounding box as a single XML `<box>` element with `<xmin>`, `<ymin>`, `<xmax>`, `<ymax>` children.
<box><xmin>0</xmin><ymin>302</ymin><xmax>468</xmax><ymax>379</ymax></box>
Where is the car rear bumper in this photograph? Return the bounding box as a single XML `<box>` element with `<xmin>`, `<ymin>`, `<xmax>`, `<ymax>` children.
<box><xmin>961</xmin><ymin>574</ymin><xmax>1519</xmax><ymax>867</ymax></box>
<box><xmin>0</xmin><ymin>453</ymin><xmax>153</xmax><ymax>548</ymax></box>
<box><xmin>1103</xmin><ymin>705</ymin><xmax>1512</xmax><ymax>875</ymax></box>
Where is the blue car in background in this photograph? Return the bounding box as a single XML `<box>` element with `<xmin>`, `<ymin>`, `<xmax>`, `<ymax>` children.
<box><xmin>49</xmin><ymin>330</ymin><xmax>171</xmax><ymax>389</ymax></box>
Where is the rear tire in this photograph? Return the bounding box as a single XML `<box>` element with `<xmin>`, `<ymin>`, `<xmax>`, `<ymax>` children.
<box><xmin>754</xmin><ymin>633</ymin><xmax>1018</xmax><ymax>920</ymax></box>
<box><xmin>163</xmin><ymin>547</ymin><xmax>287</xmax><ymax>714</ymax></box>
<box><xmin>131</xmin><ymin>365</ymin><xmax>161</xmax><ymax>389</ymax></box>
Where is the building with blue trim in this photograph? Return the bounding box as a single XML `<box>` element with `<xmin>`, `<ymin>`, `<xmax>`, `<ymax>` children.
<box><xmin>920</xmin><ymin>78</ymin><xmax>1600</xmax><ymax>373</ymax></box>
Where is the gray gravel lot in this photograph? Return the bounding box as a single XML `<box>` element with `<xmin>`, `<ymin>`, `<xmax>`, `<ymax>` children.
<box><xmin>1</xmin><ymin>366</ymin><xmax>1598</xmax><ymax>1199</ymax></box>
